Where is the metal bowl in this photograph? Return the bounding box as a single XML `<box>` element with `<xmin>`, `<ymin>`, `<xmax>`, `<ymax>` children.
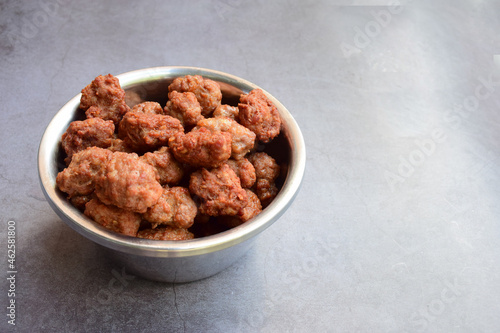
<box><xmin>38</xmin><ymin>66</ymin><xmax>306</xmax><ymax>283</ymax></box>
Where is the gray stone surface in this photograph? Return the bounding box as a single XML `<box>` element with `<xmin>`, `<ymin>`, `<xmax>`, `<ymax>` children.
<box><xmin>1</xmin><ymin>0</ymin><xmax>500</xmax><ymax>332</ymax></box>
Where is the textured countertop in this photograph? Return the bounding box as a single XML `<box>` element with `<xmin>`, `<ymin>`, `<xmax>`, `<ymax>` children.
<box><xmin>1</xmin><ymin>0</ymin><xmax>500</xmax><ymax>332</ymax></box>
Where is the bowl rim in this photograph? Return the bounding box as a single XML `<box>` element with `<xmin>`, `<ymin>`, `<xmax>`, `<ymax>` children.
<box><xmin>38</xmin><ymin>66</ymin><xmax>306</xmax><ymax>258</ymax></box>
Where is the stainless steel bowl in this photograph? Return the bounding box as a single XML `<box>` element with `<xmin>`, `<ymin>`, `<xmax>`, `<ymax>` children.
<box><xmin>38</xmin><ymin>66</ymin><xmax>306</xmax><ymax>283</ymax></box>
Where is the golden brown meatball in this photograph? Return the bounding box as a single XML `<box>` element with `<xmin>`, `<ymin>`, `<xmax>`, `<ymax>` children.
<box><xmin>84</xmin><ymin>198</ymin><xmax>141</xmax><ymax>237</ymax></box>
<box><xmin>56</xmin><ymin>147</ymin><xmax>112</xmax><ymax>198</ymax></box>
<box><xmin>226</xmin><ymin>159</ymin><xmax>256</xmax><ymax>188</ymax></box>
<box><xmin>164</xmin><ymin>91</ymin><xmax>204</xmax><ymax>127</ymax></box>
<box><xmin>213</xmin><ymin>104</ymin><xmax>239</xmax><ymax>120</ymax></box>
<box><xmin>189</xmin><ymin>164</ymin><xmax>248</xmax><ymax>216</ymax></box>
<box><xmin>248</xmin><ymin>152</ymin><xmax>280</xmax><ymax>207</ymax></box>
<box><xmin>61</xmin><ymin>118</ymin><xmax>115</xmax><ymax>164</ymax></box>
<box><xmin>80</xmin><ymin>74</ymin><xmax>130</xmax><ymax>124</ymax></box>
<box><xmin>220</xmin><ymin>189</ymin><xmax>262</xmax><ymax>228</ymax></box>
<box><xmin>69</xmin><ymin>194</ymin><xmax>94</xmax><ymax>211</ymax></box>
<box><xmin>196</xmin><ymin>117</ymin><xmax>256</xmax><ymax>160</ymax></box>
<box><xmin>59</xmin><ymin>74</ymin><xmax>282</xmax><ymax>240</ymax></box>
<box><xmin>239</xmin><ymin>189</ymin><xmax>262</xmax><ymax>221</ymax></box>
<box><xmin>137</xmin><ymin>227</ymin><xmax>194</xmax><ymax>241</ymax></box>
<box><xmin>239</xmin><ymin>89</ymin><xmax>281</xmax><ymax>143</ymax></box>
<box><xmin>131</xmin><ymin>101</ymin><xmax>164</xmax><ymax>115</ymax></box>
<box><xmin>169</xmin><ymin>127</ymin><xmax>231</xmax><ymax>168</ymax></box>
<box><xmin>107</xmin><ymin>137</ymin><xmax>133</xmax><ymax>153</ymax></box>
<box><xmin>118</xmin><ymin>112</ymin><xmax>183</xmax><ymax>152</ymax></box>
<box><xmin>140</xmin><ymin>146</ymin><xmax>184</xmax><ymax>186</ymax></box>
<box><xmin>168</xmin><ymin>75</ymin><xmax>222</xmax><ymax>117</ymax></box>
<box><xmin>95</xmin><ymin>152</ymin><xmax>163</xmax><ymax>213</ymax></box>
<box><xmin>143</xmin><ymin>187</ymin><xmax>197</xmax><ymax>229</ymax></box>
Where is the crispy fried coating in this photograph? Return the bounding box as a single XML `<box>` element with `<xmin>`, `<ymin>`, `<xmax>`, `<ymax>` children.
<box><xmin>107</xmin><ymin>137</ymin><xmax>133</xmax><ymax>153</ymax></box>
<box><xmin>80</xmin><ymin>74</ymin><xmax>130</xmax><ymax>124</ymax></box>
<box><xmin>220</xmin><ymin>189</ymin><xmax>262</xmax><ymax>228</ymax></box>
<box><xmin>61</xmin><ymin>74</ymin><xmax>284</xmax><ymax>239</ymax></box>
<box><xmin>143</xmin><ymin>187</ymin><xmax>197</xmax><ymax>229</ymax></box>
<box><xmin>189</xmin><ymin>164</ymin><xmax>248</xmax><ymax>216</ymax></box>
<box><xmin>168</xmin><ymin>75</ymin><xmax>222</xmax><ymax>117</ymax></box>
<box><xmin>137</xmin><ymin>227</ymin><xmax>194</xmax><ymax>241</ymax></box>
<box><xmin>164</xmin><ymin>91</ymin><xmax>204</xmax><ymax>127</ymax></box>
<box><xmin>169</xmin><ymin>127</ymin><xmax>231</xmax><ymax>168</ymax></box>
<box><xmin>132</xmin><ymin>101</ymin><xmax>164</xmax><ymax>115</ymax></box>
<box><xmin>213</xmin><ymin>104</ymin><xmax>239</xmax><ymax>120</ymax></box>
<box><xmin>84</xmin><ymin>198</ymin><xmax>141</xmax><ymax>237</ymax></box>
<box><xmin>95</xmin><ymin>152</ymin><xmax>163</xmax><ymax>213</ymax></box>
<box><xmin>140</xmin><ymin>146</ymin><xmax>184</xmax><ymax>186</ymax></box>
<box><xmin>239</xmin><ymin>189</ymin><xmax>262</xmax><ymax>221</ymax></box>
<box><xmin>61</xmin><ymin>118</ymin><xmax>115</xmax><ymax>164</ymax></box>
<box><xmin>226</xmin><ymin>158</ymin><xmax>256</xmax><ymax>188</ymax></box>
<box><xmin>118</xmin><ymin>111</ymin><xmax>183</xmax><ymax>152</ymax></box>
<box><xmin>196</xmin><ymin>116</ymin><xmax>255</xmax><ymax>160</ymax></box>
<box><xmin>56</xmin><ymin>147</ymin><xmax>112</xmax><ymax>198</ymax></box>
<box><xmin>248</xmin><ymin>152</ymin><xmax>280</xmax><ymax>207</ymax></box>
<box><xmin>69</xmin><ymin>194</ymin><xmax>94</xmax><ymax>211</ymax></box>
<box><xmin>239</xmin><ymin>89</ymin><xmax>281</xmax><ymax>143</ymax></box>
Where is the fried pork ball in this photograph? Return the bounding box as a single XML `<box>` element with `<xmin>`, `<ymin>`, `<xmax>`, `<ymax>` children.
<box><xmin>238</xmin><ymin>89</ymin><xmax>281</xmax><ymax>143</ymax></box>
<box><xmin>137</xmin><ymin>226</ymin><xmax>194</xmax><ymax>241</ymax></box>
<box><xmin>95</xmin><ymin>152</ymin><xmax>163</xmax><ymax>213</ymax></box>
<box><xmin>60</xmin><ymin>74</ymin><xmax>285</xmax><ymax>240</ymax></box>
<box><xmin>131</xmin><ymin>101</ymin><xmax>164</xmax><ymax>115</ymax></box>
<box><xmin>239</xmin><ymin>189</ymin><xmax>262</xmax><ymax>221</ymax></box>
<box><xmin>248</xmin><ymin>152</ymin><xmax>280</xmax><ymax>207</ymax></box>
<box><xmin>118</xmin><ymin>111</ymin><xmax>183</xmax><ymax>152</ymax></box>
<box><xmin>84</xmin><ymin>198</ymin><xmax>141</xmax><ymax>237</ymax></box>
<box><xmin>169</xmin><ymin>127</ymin><xmax>231</xmax><ymax>168</ymax></box>
<box><xmin>220</xmin><ymin>189</ymin><xmax>262</xmax><ymax>228</ymax></box>
<box><xmin>56</xmin><ymin>147</ymin><xmax>112</xmax><ymax>198</ymax></box>
<box><xmin>164</xmin><ymin>91</ymin><xmax>204</xmax><ymax>127</ymax></box>
<box><xmin>140</xmin><ymin>147</ymin><xmax>184</xmax><ymax>186</ymax></box>
<box><xmin>80</xmin><ymin>74</ymin><xmax>130</xmax><ymax>124</ymax></box>
<box><xmin>196</xmin><ymin>116</ymin><xmax>256</xmax><ymax>160</ymax></box>
<box><xmin>189</xmin><ymin>164</ymin><xmax>248</xmax><ymax>216</ymax></box>
<box><xmin>69</xmin><ymin>194</ymin><xmax>94</xmax><ymax>211</ymax></box>
<box><xmin>61</xmin><ymin>117</ymin><xmax>115</xmax><ymax>164</ymax></box>
<box><xmin>226</xmin><ymin>158</ymin><xmax>256</xmax><ymax>188</ymax></box>
<box><xmin>213</xmin><ymin>104</ymin><xmax>239</xmax><ymax>120</ymax></box>
<box><xmin>107</xmin><ymin>138</ymin><xmax>133</xmax><ymax>153</ymax></box>
<box><xmin>143</xmin><ymin>187</ymin><xmax>197</xmax><ymax>229</ymax></box>
<box><xmin>168</xmin><ymin>75</ymin><xmax>222</xmax><ymax>117</ymax></box>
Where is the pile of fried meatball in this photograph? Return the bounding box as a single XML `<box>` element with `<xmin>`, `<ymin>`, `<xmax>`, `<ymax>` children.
<box><xmin>56</xmin><ymin>74</ymin><xmax>283</xmax><ymax>240</ymax></box>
